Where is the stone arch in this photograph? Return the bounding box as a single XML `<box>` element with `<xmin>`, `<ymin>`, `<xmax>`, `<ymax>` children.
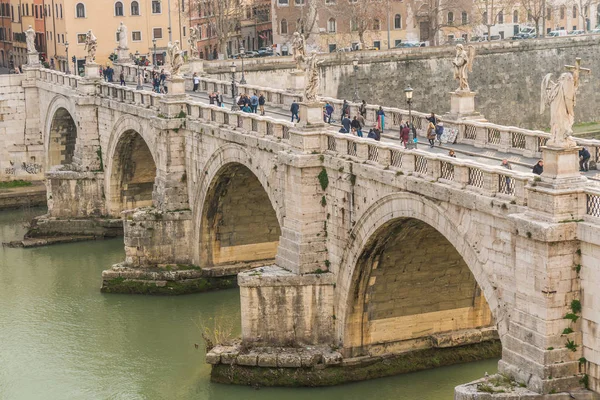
<box><xmin>105</xmin><ymin>116</ymin><xmax>157</xmax><ymax>217</ymax></box>
<box><xmin>335</xmin><ymin>192</ymin><xmax>502</xmax><ymax>358</ymax></box>
<box><xmin>44</xmin><ymin>95</ymin><xmax>78</xmax><ymax>169</ymax></box>
<box><xmin>192</xmin><ymin>144</ymin><xmax>283</xmax><ymax>267</ymax></box>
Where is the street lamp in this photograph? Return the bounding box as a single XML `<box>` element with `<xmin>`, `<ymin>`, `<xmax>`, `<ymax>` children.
<box><xmin>152</xmin><ymin>38</ymin><xmax>157</xmax><ymax>68</ymax></box>
<box><xmin>65</xmin><ymin>41</ymin><xmax>70</xmax><ymax>75</ymax></box>
<box><xmin>239</xmin><ymin>45</ymin><xmax>246</xmax><ymax>84</ymax></box>
<box><xmin>404</xmin><ymin>85</ymin><xmax>414</xmax><ymax>141</ymax></box>
<box><xmin>352</xmin><ymin>58</ymin><xmax>360</xmax><ymax>103</ymax></box>
<box><xmin>135</xmin><ymin>50</ymin><xmax>143</xmax><ymax>90</ymax></box>
<box><xmin>230</xmin><ymin>62</ymin><xmax>240</xmax><ymax>111</ymax></box>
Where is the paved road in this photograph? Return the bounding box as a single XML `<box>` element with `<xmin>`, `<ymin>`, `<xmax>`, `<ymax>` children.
<box><xmin>122</xmin><ymin>82</ymin><xmax>600</xmax><ymax>181</ymax></box>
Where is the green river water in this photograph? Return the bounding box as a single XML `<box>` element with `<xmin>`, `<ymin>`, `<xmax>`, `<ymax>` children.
<box><xmin>0</xmin><ymin>208</ymin><xmax>498</xmax><ymax>400</ymax></box>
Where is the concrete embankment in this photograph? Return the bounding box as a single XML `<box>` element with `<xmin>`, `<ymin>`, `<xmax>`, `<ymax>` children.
<box><xmin>0</xmin><ymin>181</ymin><xmax>46</xmax><ymax>210</ymax></box>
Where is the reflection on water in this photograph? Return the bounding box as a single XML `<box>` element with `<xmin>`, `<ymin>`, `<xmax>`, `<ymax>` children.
<box><xmin>0</xmin><ymin>208</ymin><xmax>497</xmax><ymax>400</ymax></box>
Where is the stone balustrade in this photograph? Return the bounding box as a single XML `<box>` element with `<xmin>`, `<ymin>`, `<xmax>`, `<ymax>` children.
<box><xmin>322</xmin><ymin>131</ymin><xmax>532</xmax><ymax>205</ymax></box>
<box><xmin>37</xmin><ymin>68</ymin><xmax>81</xmax><ymax>89</ymax></box>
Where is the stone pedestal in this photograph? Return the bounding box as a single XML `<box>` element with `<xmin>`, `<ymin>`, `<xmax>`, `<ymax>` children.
<box><xmin>298</xmin><ymin>101</ymin><xmax>325</xmax><ymax>129</ymax></box>
<box><xmin>167</xmin><ymin>76</ymin><xmax>186</xmax><ymax>97</ymax></box>
<box><xmin>446</xmin><ymin>91</ymin><xmax>485</xmax><ymax>121</ymax></box>
<box><xmin>117</xmin><ymin>47</ymin><xmax>129</xmax><ymax>64</ymax></box>
<box><xmin>84</xmin><ymin>62</ymin><xmax>100</xmax><ymax>79</ymax></box>
<box><xmin>287</xmin><ymin>70</ymin><xmax>305</xmax><ymax>93</ymax></box>
<box><xmin>541</xmin><ymin>145</ymin><xmax>582</xmax><ymax>182</ymax></box>
<box><xmin>27</xmin><ymin>52</ymin><xmax>40</xmax><ymax>66</ymax></box>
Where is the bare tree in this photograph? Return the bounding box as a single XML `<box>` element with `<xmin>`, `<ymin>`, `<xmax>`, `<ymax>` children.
<box><xmin>407</xmin><ymin>0</ymin><xmax>475</xmax><ymax>46</ymax></box>
<box><xmin>331</xmin><ymin>0</ymin><xmax>385</xmax><ymax>48</ymax></box>
<box><xmin>572</xmin><ymin>0</ymin><xmax>594</xmax><ymax>31</ymax></box>
<box><xmin>475</xmin><ymin>0</ymin><xmax>518</xmax><ymax>39</ymax></box>
<box><xmin>192</xmin><ymin>0</ymin><xmax>243</xmax><ymax>58</ymax></box>
<box><xmin>521</xmin><ymin>0</ymin><xmax>547</xmax><ymax>36</ymax></box>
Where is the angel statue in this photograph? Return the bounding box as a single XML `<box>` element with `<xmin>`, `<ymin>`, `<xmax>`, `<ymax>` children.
<box><xmin>167</xmin><ymin>40</ymin><xmax>184</xmax><ymax>76</ymax></box>
<box><xmin>452</xmin><ymin>44</ymin><xmax>476</xmax><ymax>92</ymax></box>
<box><xmin>117</xmin><ymin>22</ymin><xmax>128</xmax><ymax>50</ymax></box>
<box><xmin>292</xmin><ymin>31</ymin><xmax>307</xmax><ymax>71</ymax></box>
<box><xmin>540</xmin><ymin>59</ymin><xmax>590</xmax><ymax>148</ymax></box>
<box><xmin>84</xmin><ymin>30</ymin><xmax>98</xmax><ymax>63</ymax></box>
<box><xmin>25</xmin><ymin>25</ymin><xmax>37</xmax><ymax>54</ymax></box>
<box><xmin>187</xmin><ymin>27</ymin><xmax>200</xmax><ymax>60</ymax></box>
<box><xmin>304</xmin><ymin>52</ymin><xmax>323</xmax><ymax>102</ymax></box>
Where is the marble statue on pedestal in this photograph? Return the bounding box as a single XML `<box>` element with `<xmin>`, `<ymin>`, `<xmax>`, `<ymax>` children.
<box><xmin>117</xmin><ymin>22</ymin><xmax>128</xmax><ymax>50</ymax></box>
<box><xmin>452</xmin><ymin>44</ymin><xmax>475</xmax><ymax>92</ymax></box>
<box><xmin>167</xmin><ymin>41</ymin><xmax>184</xmax><ymax>77</ymax></box>
<box><xmin>188</xmin><ymin>27</ymin><xmax>200</xmax><ymax>60</ymax></box>
<box><xmin>540</xmin><ymin>58</ymin><xmax>590</xmax><ymax>148</ymax></box>
<box><xmin>84</xmin><ymin>30</ymin><xmax>98</xmax><ymax>63</ymax></box>
<box><xmin>25</xmin><ymin>25</ymin><xmax>37</xmax><ymax>54</ymax></box>
<box><xmin>304</xmin><ymin>52</ymin><xmax>323</xmax><ymax>102</ymax></box>
<box><xmin>292</xmin><ymin>32</ymin><xmax>307</xmax><ymax>71</ymax></box>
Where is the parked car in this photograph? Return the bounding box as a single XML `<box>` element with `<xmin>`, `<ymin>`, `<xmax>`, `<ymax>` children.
<box><xmin>548</xmin><ymin>30</ymin><xmax>568</xmax><ymax>37</ymax></box>
<box><xmin>489</xmin><ymin>35</ymin><xmax>502</xmax><ymax>41</ymax></box>
<box><xmin>395</xmin><ymin>41</ymin><xmax>422</xmax><ymax>48</ymax></box>
<box><xmin>244</xmin><ymin>51</ymin><xmax>258</xmax><ymax>58</ymax></box>
<box><xmin>591</xmin><ymin>28</ymin><xmax>600</xmax><ymax>34</ymax></box>
<box><xmin>568</xmin><ymin>30</ymin><xmax>585</xmax><ymax>35</ymax></box>
<box><xmin>257</xmin><ymin>47</ymin><xmax>273</xmax><ymax>57</ymax></box>
<box><xmin>336</xmin><ymin>47</ymin><xmax>353</xmax><ymax>52</ymax></box>
<box><xmin>470</xmin><ymin>36</ymin><xmax>485</xmax><ymax>42</ymax></box>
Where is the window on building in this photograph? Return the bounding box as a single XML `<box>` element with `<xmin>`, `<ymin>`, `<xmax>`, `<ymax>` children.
<box><xmin>278</xmin><ymin>0</ymin><xmax>289</xmax><ymax>5</ymax></box>
<box><xmin>325</xmin><ymin>0</ymin><xmax>335</xmax><ymax>3</ymax></box>
<box><xmin>513</xmin><ymin>10</ymin><xmax>518</xmax><ymax>23</ymax></box>
<box><xmin>498</xmin><ymin>11</ymin><xmax>503</xmax><ymax>24</ymax></box>
<box><xmin>132</xmin><ymin>31</ymin><xmax>141</xmax><ymax>41</ymax></box>
<box><xmin>351</xmin><ymin>18</ymin><xmax>358</xmax><ymax>31</ymax></box>
<box><xmin>76</xmin><ymin>3</ymin><xmax>85</xmax><ymax>18</ymax></box>
<box><xmin>447</xmin><ymin>11</ymin><xmax>454</xmax><ymax>24</ymax></box>
<box><xmin>573</xmin><ymin>6</ymin><xmax>577</xmax><ymax>18</ymax></box>
<box><xmin>560</xmin><ymin>6</ymin><xmax>565</xmax><ymax>19</ymax></box>
<box><xmin>152</xmin><ymin>0</ymin><xmax>161</xmax><ymax>14</ymax></box>
<box><xmin>153</xmin><ymin>27</ymin><xmax>162</xmax><ymax>39</ymax></box>
<box><xmin>183</xmin><ymin>26</ymin><xmax>186</xmax><ymax>36</ymax></box>
<box><xmin>280</xmin><ymin>18</ymin><xmax>287</xmax><ymax>34</ymax></box>
<box><xmin>77</xmin><ymin>33</ymin><xmax>87</xmax><ymax>43</ymax></box>
<box><xmin>131</xmin><ymin>1</ymin><xmax>139</xmax><ymax>15</ymax></box>
<box><xmin>327</xmin><ymin>18</ymin><xmax>336</xmax><ymax>33</ymax></box>
<box><xmin>373</xmin><ymin>19</ymin><xmax>380</xmax><ymax>30</ymax></box>
<box><xmin>34</xmin><ymin>5</ymin><xmax>38</xmax><ymax>18</ymax></box>
<box><xmin>115</xmin><ymin>2</ymin><xmax>123</xmax><ymax>16</ymax></box>
<box><xmin>482</xmin><ymin>11</ymin><xmax>487</xmax><ymax>24</ymax></box>
<box><xmin>25</xmin><ymin>3</ymin><xmax>29</xmax><ymax>16</ymax></box>
<box><xmin>60</xmin><ymin>4</ymin><xmax>62</xmax><ymax>18</ymax></box>
<box><xmin>295</xmin><ymin>0</ymin><xmax>305</xmax><ymax>5</ymax></box>
<box><xmin>546</xmin><ymin>7</ymin><xmax>551</xmax><ymax>19</ymax></box>
<box><xmin>462</xmin><ymin>11</ymin><xmax>468</xmax><ymax>24</ymax></box>
<box><xmin>394</xmin><ymin>14</ymin><xmax>401</xmax><ymax>29</ymax></box>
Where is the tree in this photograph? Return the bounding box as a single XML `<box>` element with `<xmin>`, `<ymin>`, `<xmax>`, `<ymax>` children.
<box><xmin>295</xmin><ymin>0</ymin><xmax>319</xmax><ymax>40</ymax></box>
<box><xmin>520</xmin><ymin>0</ymin><xmax>546</xmax><ymax>36</ymax></box>
<box><xmin>330</xmin><ymin>0</ymin><xmax>385</xmax><ymax>49</ymax></box>
<box><xmin>406</xmin><ymin>0</ymin><xmax>475</xmax><ymax>46</ymax></box>
<box><xmin>475</xmin><ymin>0</ymin><xmax>518</xmax><ymax>40</ymax></box>
<box><xmin>572</xmin><ymin>0</ymin><xmax>593</xmax><ymax>31</ymax></box>
<box><xmin>192</xmin><ymin>0</ymin><xmax>242</xmax><ymax>58</ymax></box>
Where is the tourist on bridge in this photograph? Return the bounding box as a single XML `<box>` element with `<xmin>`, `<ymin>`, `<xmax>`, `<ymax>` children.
<box><xmin>532</xmin><ymin>160</ymin><xmax>544</xmax><ymax>175</ymax></box>
<box><xmin>426</xmin><ymin>112</ymin><xmax>438</xmax><ymax>126</ymax></box>
<box><xmin>241</xmin><ymin>103</ymin><xmax>252</xmax><ymax>113</ymax></box>
<box><xmin>250</xmin><ymin>93</ymin><xmax>259</xmax><ymax>113</ymax></box>
<box><xmin>400</xmin><ymin>123</ymin><xmax>410</xmax><ymax>148</ymax></box>
<box><xmin>351</xmin><ymin>116</ymin><xmax>362</xmax><ymax>137</ymax></box>
<box><xmin>359</xmin><ymin>100</ymin><xmax>367</xmax><ymax>118</ymax></box>
<box><xmin>501</xmin><ymin>159</ymin><xmax>512</xmax><ymax>193</ymax></box>
<box><xmin>119</xmin><ymin>70</ymin><xmax>125</xmax><ymax>86</ymax></box>
<box><xmin>448</xmin><ymin>150</ymin><xmax>456</xmax><ymax>158</ymax></box>
<box><xmin>209</xmin><ymin>92</ymin><xmax>215</xmax><ymax>105</ymax></box>
<box><xmin>340</xmin><ymin>115</ymin><xmax>352</xmax><ymax>133</ymax></box>
<box><xmin>259</xmin><ymin>93</ymin><xmax>266</xmax><ymax>116</ymax></box>
<box><xmin>325</xmin><ymin>102</ymin><xmax>334</xmax><ymax>123</ymax></box>
<box><xmin>216</xmin><ymin>92</ymin><xmax>223</xmax><ymax>107</ymax></box>
<box><xmin>192</xmin><ymin>73</ymin><xmax>200</xmax><ymax>92</ymax></box>
<box><xmin>435</xmin><ymin>122</ymin><xmax>444</xmax><ymax>144</ymax></box>
<box><xmin>341</xmin><ymin>100</ymin><xmax>349</xmax><ymax>120</ymax></box>
<box><xmin>426</xmin><ymin>121</ymin><xmax>436</xmax><ymax>148</ymax></box>
<box><xmin>367</xmin><ymin>127</ymin><xmax>381</xmax><ymax>141</ymax></box>
<box><xmin>290</xmin><ymin>101</ymin><xmax>300</xmax><ymax>123</ymax></box>
<box><xmin>152</xmin><ymin>72</ymin><xmax>160</xmax><ymax>93</ymax></box>
<box><xmin>580</xmin><ymin>147</ymin><xmax>591</xmax><ymax>172</ymax></box>
<box><xmin>376</xmin><ymin>106</ymin><xmax>385</xmax><ymax>133</ymax></box>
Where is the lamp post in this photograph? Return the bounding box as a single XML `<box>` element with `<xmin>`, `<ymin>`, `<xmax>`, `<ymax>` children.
<box><xmin>65</xmin><ymin>41</ymin><xmax>70</xmax><ymax>75</ymax></box>
<box><xmin>135</xmin><ymin>50</ymin><xmax>143</xmax><ymax>90</ymax></box>
<box><xmin>352</xmin><ymin>58</ymin><xmax>359</xmax><ymax>103</ymax></box>
<box><xmin>152</xmin><ymin>38</ymin><xmax>157</xmax><ymax>68</ymax></box>
<box><xmin>230</xmin><ymin>62</ymin><xmax>240</xmax><ymax>111</ymax></box>
<box><xmin>239</xmin><ymin>45</ymin><xmax>246</xmax><ymax>84</ymax></box>
<box><xmin>404</xmin><ymin>85</ymin><xmax>414</xmax><ymax>141</ymax></box>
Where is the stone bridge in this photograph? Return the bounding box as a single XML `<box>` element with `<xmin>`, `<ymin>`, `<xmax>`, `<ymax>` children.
<box><xmin>4</xmin><ymin>65</ymin><xmax>600</xmax><ymax>398</ymax></box>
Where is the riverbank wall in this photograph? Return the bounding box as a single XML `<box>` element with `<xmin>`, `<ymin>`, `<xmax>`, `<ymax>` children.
<box><xmin>0</xmin><ymin>181</ymin><xmax>46</xmax><ymax>210</ymax></box>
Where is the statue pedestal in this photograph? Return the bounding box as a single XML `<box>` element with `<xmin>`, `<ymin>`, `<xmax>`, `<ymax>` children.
<box><xmin>524</xmin><ymin>145</ymin><xmax>587</xmax><ymax>222</ymax></box>
<box><xmin>117</xmin><ymin>47</ymin><xmax>130</xmax><ymax>64</ymax></box>
<box><xmin>298</xmin><ymin>102</ymin><xmax>325</xmax><ymax>129</ymax></box>
<box><xmin>27</xmin><ymin>52</ymin><xmax>40</xmax><ymax>66</ymax></box>
<box><xmin>84</xmin><ymin>63</ymin><xmax>100</xmax><ymax>79</ymax></box>
<box><xmin>446</xmin><ymin>91</ymin><xmax>485</xmax><ymax>121</ymax></box>
<box><xmin>287</xmin><ymin>70</ymin><xmax>305</xmax><ymax>93</ymax></box>
<box><xmin>167</xmin><ymin>76</ymin><xmax>186</xmax><ymax>98</ymax></box>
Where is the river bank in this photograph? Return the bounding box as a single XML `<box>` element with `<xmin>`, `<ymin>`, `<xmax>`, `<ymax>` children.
<box><xmin>0</xmin><ymin>180</ymin><xmax>46</xmax><ymax>210</ymax></box>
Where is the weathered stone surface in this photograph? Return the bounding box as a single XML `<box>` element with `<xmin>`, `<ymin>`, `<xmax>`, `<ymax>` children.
<box><xmin>257</xmin><ymin>353</ymin><xmax>278</xmax><ymax>368</ymax></box>
<box><xmin>236</xmin><ymin>353</ymin><xmax>258</xmax><ymax>366</ymax></box>
<box><xmin>276</xmin><ymin>352</ymin><xmax>301</xmax><ymax>368</ymax></box>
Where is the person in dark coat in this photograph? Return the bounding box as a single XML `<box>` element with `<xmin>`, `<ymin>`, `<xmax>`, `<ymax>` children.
<box><xmin>532</xmin><ymin>160</ymin><xmax>544</xmax><ymax>175</ymax></box>
<box><xmin>340</xmin><ymin>116</ymin><xmax>351</xmax><ymax>133</ymax></box>
<box><xmin>290</xmin><ymin>101</ymin><xmax>300</xmax><ymax>122</ymax></box>
<box><xmin>580</xmin><ymin>147</ymin><xmax>591</xmax><ymax>172</ymax></box>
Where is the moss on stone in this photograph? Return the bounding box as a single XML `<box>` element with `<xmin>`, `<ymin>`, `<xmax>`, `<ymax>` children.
<box><xmin>210</xmin><ymin>340</ymin><xmax>501</xmax><ymax>387</ymax></box>
<box><xmin>101</xmin><ymin>275</ymin><xmax>237</xmax><ymax>295</ymax></box>
<box><xmin>0</xmin><ymin>180</ymin><xmax>33</xmax><ymax>189</ymax></box>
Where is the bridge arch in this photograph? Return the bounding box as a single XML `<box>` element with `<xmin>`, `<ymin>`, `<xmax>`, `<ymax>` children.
<box><xmin>44</xmin><ymin>95</ymin><xmax>78</xmax><ymax>169</ymax></box>
<box><xmin>335</xmin><ymin>192</ymin><xmax>502</xmax><ymax>357</ymax></box>
<box><xmin>105</xmin><ymin>116</ymin><xmax>157</xmax><ymax>217</ymax></box>
<box><xmin>192</xmin><ymin>144</ymin><xmax>283</xmax><ymax>267</ymax></box>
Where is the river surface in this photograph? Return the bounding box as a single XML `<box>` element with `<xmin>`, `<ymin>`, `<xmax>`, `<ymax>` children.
<box><xmin>0</xmin><ymin>208</ymin><xmax>498</xmax><ymax>400</ymax></box>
